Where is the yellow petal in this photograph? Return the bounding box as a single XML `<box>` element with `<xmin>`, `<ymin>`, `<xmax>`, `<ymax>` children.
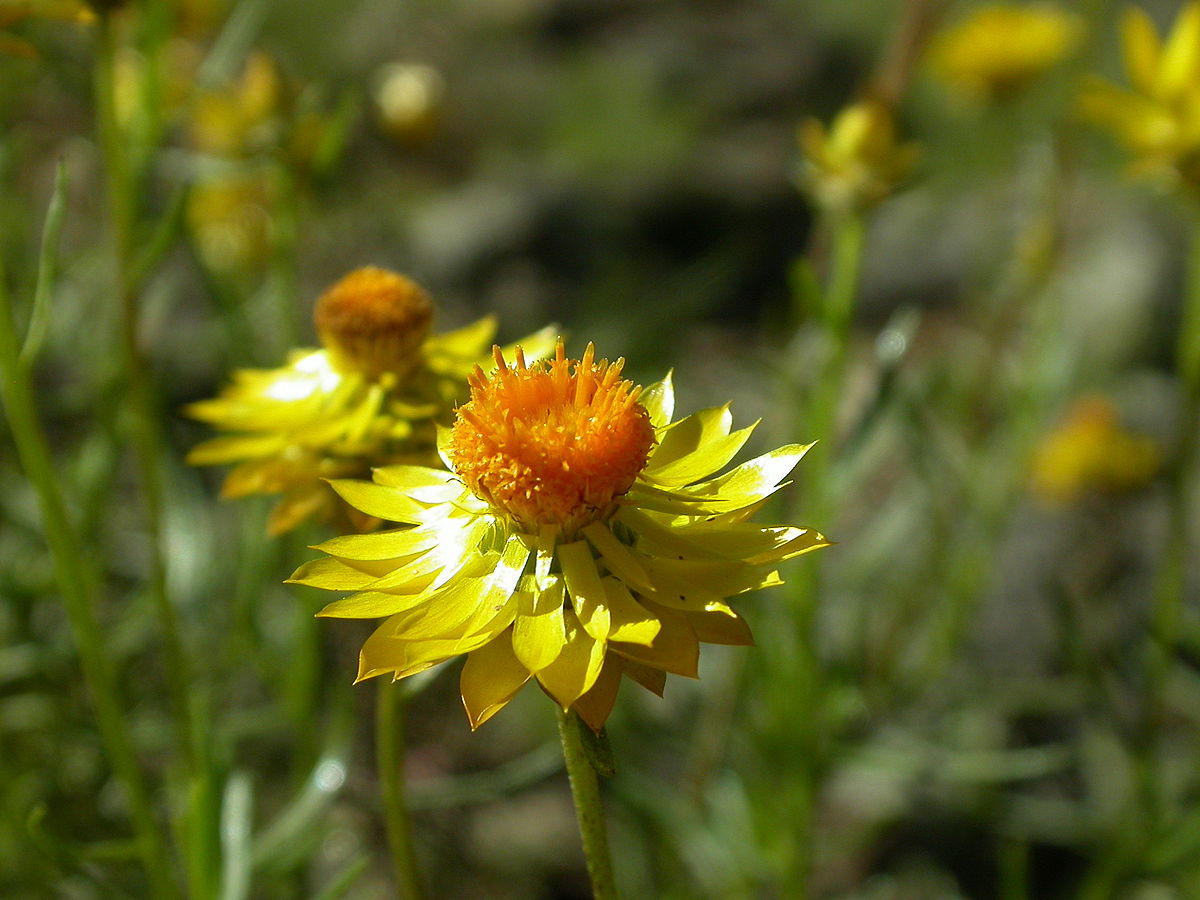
<box><xmin>356</xmin><ymin>615</ymin><xmax>410</xmax><ymax>681</ymax></box>
<box><xmin>581</xmin><ymin>522</ymin><xmax>656</xmax><ymax>595</ymax></box>
<box><xmin>315</xmin><ymin>585</ymin><xmax>439</xmax><ymax>619</ymax></box>
<box><xmin>559</xmin><ymin>539</ymin><xmax>611</xmax><ymax>641</ymax></box>
<box><xmin>611</xmin><ymin>602</ymin><xmax>698</xmax><ymax>677</ymax></box>
<box><xmin>676</xmin><ymin>442</ymin><xmax>814</xmax><ymax>507</ymax></box>
<box><xmin>327</xmin><ymin>479</ymin><xmax>428</xmax><ymax>523</ymax></box>
<box><xmin>620</xmin><ymin>658</ymin><xmax>667</xmax><ymax>696</ymax></box>
<box><xmin>460</xmin><ymin>631</ymin><xmax>531</xmax><ymax>729</ymax></box>
<box><xmin>389</xmin><ymin>535</ymin><xmax>530</xmax><ymax>641</ymax></box>
<box><xmin>313</xmin><ymin>527</ymin><xmax>439</xmax><ymax>561</ymax></box>
<box><xmin>622</xmin><ymin>506</ymin><xmax>818</xmax><ymax>563</ymax></box>
<box><xmin>267</xmin><ymin>488</ymin><xmax>329</xmax><ymax>536</ymax></box>
<box><xmin>601</xmin><ymin>579</ymin><xmax>661</xmax><ymax>645</ymax></box>
<box><xmin>289</xmin><ymin>556</ymin><xmax>384</xmax><ymax>591</ymax></box>
<box><xmin>1122</xmin><ymin>6</ymin><xmax>1163</xmax><ymax>95</ymax></box>
<box><xmin>535</xmin><ymin>614</ymin><xmax>606</xmax><ymax>708</ymax></box>
<box><xmin>685</xmin><ymin>607</ymin><xmax>754</xmax><ymax>646</ymax></box>
<box><xmin>571</xmin><ymin>657</ymin><xmax>622</xmax><ymax>732</ymax></box>
<box><xmin>186</xmin><ymin>433</ymin><xmax>287</xmax><ymax>464</ymax></box>
<box><xmin>423</xmin><ymin>315</ymin><xmax>498</xmax><ymax>370</ymax></box>
<box><xmin>638</xmin><ymin>372</ymin><xmax>675</xmax><ymax>430</ymax></box>
<box><xmin>511</xmin><ymin>579</ymin><xmax>567</xmax><ymax>672</ymax></box>
<box><xmin>1160</xmin><ymin>2</ymin><xmax>1200</xmax><ymax>99</ymax></box>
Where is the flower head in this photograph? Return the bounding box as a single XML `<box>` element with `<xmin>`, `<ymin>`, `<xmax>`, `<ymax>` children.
<box><xmin>186</xmin><ymin>267</ymin><xmax>556</xmax><ymax>534</ymax></box>
<box><xmin>290</xmin><ymin>340</ymin><xmax>828</xmax><ymax>731</ymax></box>
<box><xmin>928</xmin><ymin>4</ymin><xmax>1082</xmax><ymax>104</ymax></box>
<box><xmin>190</xmin><ymin>50</ymin><xmax>281</xmax><ymax>158</ymax></box>
<box><xmin>797</xmin><ymin>99</ymin><xmax>919</xmax><ymax>215</ymax></box>
<box><xmin>1030</xmin><ymin>395</ymin><xmax>1159</xmax><ymax>504</ymax></box>
<box><xmin>1080</xmin><ymin>3</ymin><xmax>1200</xmax><ymax>190</ymax></box>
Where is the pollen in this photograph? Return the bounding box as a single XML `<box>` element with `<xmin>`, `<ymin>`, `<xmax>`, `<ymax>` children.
<box><xmin>447</xmin><ymin>340</ymin><xmax>656</xmax><ymax>536</ymax></box>
<box><xmin>314</xmin><ymin>267</ymin><xmax>433</xmax><ymax>379</ymax></box>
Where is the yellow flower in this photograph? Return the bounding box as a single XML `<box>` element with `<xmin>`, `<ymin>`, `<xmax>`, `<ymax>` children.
<box><xmin>187</xmin><ymin>267</ymin><xmax>556</xmax><ymax>535</ymax></box>
<box><xmin>928</xmin><ymin>3</ymin><xmax>1083</xmax><ymax>104</ymax></box>
<box><xmin>289</xmin><ymin>341</ymin><xmax>829</xmax><ymax>731</ymax></box>
<box><xmin>1030</xmin><ymin>395</ymin><xmax>1159</xmax><ymax>504</ymax></box>
<box><xmin>1080</xmin><ymin>3</ymin><xmax>1200</xmax><ymax>189</ymax></box>
<box><xmin>190</xmin><ymin>50</ymin><xmax>281</xmax><ymax>158</ymax></box>
<box><xmin>0</xmin><ymin>0</ymin><xmax>93</xmax><ymax>57</ymax></box>
<box><xmin>374</xmin><ymin>63</ymin><xmax>445</xmax><ymax>146</ymax></box>
<box><xmin>186</xmin><ymin>173</ymin><xmax>272</xmax><ymax>275</ymax></box>
<box><xmin>797</xmin><ymin>99</ymin><xmax>919</xmax><ymax>215</ymax></box>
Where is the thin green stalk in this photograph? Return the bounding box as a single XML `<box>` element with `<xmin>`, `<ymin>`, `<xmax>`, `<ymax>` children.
<box><xmin>556</xmin><ymin>707</ymin><xmax>618</xmax><ymax>900</ymax></box>
<box><xmin>94</xmin><ymin>10</ymin><xmax>197</xmax><ymax>771</ymax></box>
<box><xmin>1143</xmin><ymin>211</ymin><xmax>1200</xmax><ymax>812</ymax></box>
<box><xmin>376</xmin><ymin>681</ymin><xmax>424</xmax><ymax>900</ymax></box>
<box><xmin>0</xmin><ymin>272</ymin><xmax>179</xmax><ymax>898</ymax></box>
<box><xmin>769</xmin><ymin>211</ymin><xmax>865</xmax><ymax>894</ymax></box>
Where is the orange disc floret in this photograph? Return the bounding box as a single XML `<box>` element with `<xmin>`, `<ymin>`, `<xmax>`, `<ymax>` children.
<box><xmin>448</xmin><ymin>340</ymin><xmax>655</xmax><ymax>536</ymax></box>
<box><xmin>314</xmin><ymin>266</ymin><xmax>433</xmax><ymax>378</ymax></box>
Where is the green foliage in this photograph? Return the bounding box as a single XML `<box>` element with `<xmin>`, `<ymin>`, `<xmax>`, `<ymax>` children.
<box><xmin>1</xmin><ymin>1</ymin><xmax>1198</xmax><ymax>898</ymax></box>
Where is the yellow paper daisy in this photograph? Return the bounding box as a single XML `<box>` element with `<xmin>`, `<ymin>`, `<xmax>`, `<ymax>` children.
<box><xmin>186</xmin><ymin>266</ymin><xmax>556</xmax><ymax>534</ymax></box>
<box><xmin>797</xmin><ymin>99</ymin><xmax>920</xmax><ymax>215</ymax></box>
<box><xmin>289</xmin><ymin>340</ymin><xmax>829</xmax><ymax>731</ymax></box>
<box><xmin>928</xmin><ymin>3</ymin><xmax>1083</xmax><ymax>105</ymax></box>
<box><xmin>1030</xmin><ymin>395</ymin><xmax>1159</xmax><ymax>504</ymax></box>
<box><xmin>1080</xmin><ymin>3</ymin><xmax>1200</xmax><ymax>189</ymax></box>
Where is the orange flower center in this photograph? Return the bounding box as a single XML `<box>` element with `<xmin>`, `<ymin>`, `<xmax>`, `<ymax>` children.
<box><xmin>447</xmin><ymin>341</ymin><xmax>655</xmax><ymax>536</ymax></box>
<box><xmin>314</xmin><ymin>267</ymin><xmax>433</xmax><ymax>379</ymax></box>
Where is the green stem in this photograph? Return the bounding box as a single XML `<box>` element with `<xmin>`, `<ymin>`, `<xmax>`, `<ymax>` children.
<box><xmin>376</xmin><ymin>681</ymin><xmax>425</xmax><ymax>900</ymax></box>
<box><xmin>0</xmin><ymin>271</ymin><xmax>179</xmax><ymax>898</ymax></box>
<box><xmin>556</xmin><ymin>707</ymin><xmax>619</xmax><ymax>900</ymax></box>
<box><xmin>1144</xmin><ymin>211</ymin><xmax>1200</xmax><ymax>805</ymax></box>
<box><xmin>94</xmin><ymin>11</ymin><xmax>197</xmax><ymax>771</ymax></box>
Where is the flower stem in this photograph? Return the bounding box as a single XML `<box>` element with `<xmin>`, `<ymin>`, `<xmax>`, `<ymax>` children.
<box><xmin>0</xmin><ymin>265</ymin><xmax>179</xmax><ymax>898</ymax></box>
<box><xmin>556</xmin><ymin>707</ymin><xmax>619</xmax><ymax>900</ymax></box>
<box><xmin>376</xmin><ymin>680</ymin><xmax>425</xmax><ymax>900</ymax></box>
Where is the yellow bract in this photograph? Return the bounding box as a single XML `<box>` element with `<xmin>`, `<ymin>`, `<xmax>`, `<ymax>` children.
<box><xmin>1030</xmin><ymin>395</ymin><xmax>1159</xmax><ymax>504</ymax></box>
<box><xmin>1080</xmin><ymin>3</ymin><xmax>1200</xmax><ymax>189</ymax></box>
<box><xmin>186</xmin><ymin>268</ymin><xmax>556</xmax><ymax>534</ymax></box>
<box><xmin>929</xmin><ymin>3</ymin><xmax>1083</xmax><ymax>104</ymax></box>
<box><xmin>797</xmin><ymin>99</ymin><xmax>919</xmax><ymax>215</ymax></box>
<box><xmin>291</xmin><ymin>353</ymin><xmax>829</xmax><ymax>731</ymax></box>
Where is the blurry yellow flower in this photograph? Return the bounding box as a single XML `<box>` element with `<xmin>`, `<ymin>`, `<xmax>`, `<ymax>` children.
<box><xmin>1080</xmin><ymin>3</ymin><xmax>1200</xmax><ymax>189</ymax></box>
<box><xmin>190</xmin><ymin>51</ymin><xmax>281</xmax><ymax>157</ymax></box>
<box><xmin>374</xmin><ymin>63</ymin><xmax>445</xmax><ymax>145</ymax></box>
<box><xmin>187</xmin><ymin>267</ymin><xmax>557</xmax><ymax>535</ymax></box>
<box><xmin>928</xmin><ymin>3</ymin><xmax>1083</xmax><ymax>104</ymax></box>
<box><xmin>1030</xmin><ymin>395</ymin><xmax>1159</xmax><ymax>504</ymax></box>
<box><xmin>798</xmin><ymin>99</ymin><xmax>919</xmax><ymax>215</ymax></box>
<box><xmin>290</xmin><ymin>340</ymin><xmax>829</xmax><ymax>731</ymax></box>
<box><xmin>186</xmin><ymin>173</ymin><xmax>273</xmax><ymax>275</ymax></box>
<box><xmin>0</xmin><ymin>0</ymin><xmax>93</xmax><ymax>57</ymax></box>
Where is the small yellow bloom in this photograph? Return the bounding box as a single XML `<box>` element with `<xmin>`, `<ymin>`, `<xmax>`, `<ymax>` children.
<box><xmin>1030</xmin><ymin>395</ymin><xmax>1159</xmax><ymax>504</ymax></box>
<box><xmin>1080</xmin><ymin>3</ymin><xmax>1200</xmax><ymax>189</ymax></box>
<box><xmin>187</xmin><ymin>267</ymin><xmax>556</xmax><ymax>535</ymax></box>
<box><xmin>928</xmin><ymin>3</ymin><xmax>1083</xmax><ymax>104</ymax></box>
<box><xmin>374</xmin><ymin>63</ymin><xmax>445</xmax><ymax>145</ymax></box>
<box><xmin>797</xmin><ymin>99</ymin><xmax>919</xmax><ymax>215</ymax></box>
<box><xmin>186</xmin><ymin>173</ymin><xmax>272</xmax><ymax>275</ymax></box>
<box><xmin>190</xmin><ymin>51</ymin><xmax>281</xmax><ymax>158</ymax></box>
<box><xmin>290</xmin><ymin>340</ymin><xmax>828</xmax><ymax>731</ymax></box>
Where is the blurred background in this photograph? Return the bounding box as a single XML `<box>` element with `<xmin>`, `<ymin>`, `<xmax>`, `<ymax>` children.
<box><xmin>2</xmin><ymin>0</ymin><xmax>1199</xmax><ymax>896</ymax></box>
